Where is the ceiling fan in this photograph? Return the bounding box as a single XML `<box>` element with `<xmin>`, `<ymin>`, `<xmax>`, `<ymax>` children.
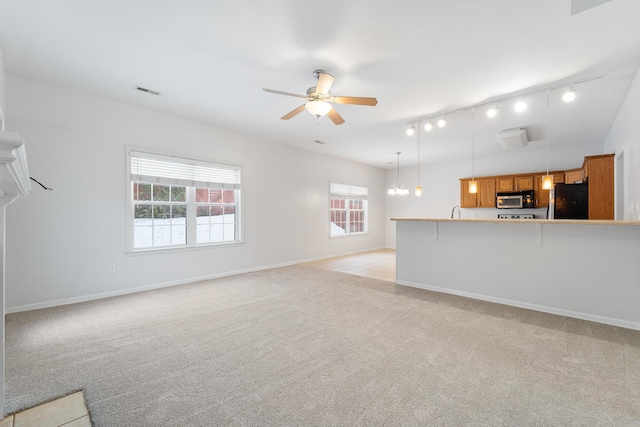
<box><xmin>263</xmin><ymin>70</ymin><xmax>378</xmax><ymax>125</ymax></box>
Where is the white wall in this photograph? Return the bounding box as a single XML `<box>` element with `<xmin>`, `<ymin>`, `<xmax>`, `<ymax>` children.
<box><xmin>604</xmin><ymin>64</ymin><xmax>640</xmax><ymax>220</ymax></box>
<box><xmin>385</xmin><ymin>143</ymin><xmax>606</xmax><ymax>248</ymax></box>
<box><xmin>0</xmin><ymin>42</ymin><xmax>6</xmax><ymax>127</ymax></box>
<box><xmin>5</xmin><ymin>75</ymin><xmax>386</xmax><ymax>311</ymax></box>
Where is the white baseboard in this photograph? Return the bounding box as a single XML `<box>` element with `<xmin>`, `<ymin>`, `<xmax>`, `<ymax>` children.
<box><xmin>6</xmin><ymin>247</ymin><xmax>389</xmax><ymax>314</ymax></box>
<box><xmin>396</xmin><ymin>279</ymin><xmax>640</xmax><ymax>331</ymax></box>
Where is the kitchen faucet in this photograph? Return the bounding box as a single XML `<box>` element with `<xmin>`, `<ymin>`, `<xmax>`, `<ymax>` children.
<box><xmin>451</xmin><ymin>205</ymin><xmax>460</xmax><ymax>219</ymax></box>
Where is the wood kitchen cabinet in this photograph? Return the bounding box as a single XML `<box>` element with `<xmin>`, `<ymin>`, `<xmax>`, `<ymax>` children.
<box><xmin>583</xmin><ymin>154</ymin><xmax>614</xmax><ymax>219</ymax></box>
<box><xmin>514</xmin><ymin>176</ymin><xmax>534</xmax><ymax>190</ymax></box>
<box><xmin>564</xmin><ymin>168</ymin><xmax>584</xmax><ymax>184</ymax></box>
<box><xmin>460</xmin><ymin>178</ymin><xmax>496</xmax><ymax>208</ymax></box>
<box><xmin>496</xmin><ymin>177</ymin><xmax>514</xmax><ymax>192</ymax></box>
<box><xmin>533</xmin><ymin>172</ymin><xmax>564</xmax><ymax>208</ymax></box>
<box><xmin>459</xmin><ymin>154</ymin><xmax>613</xmax><ymax>213</ymax></box>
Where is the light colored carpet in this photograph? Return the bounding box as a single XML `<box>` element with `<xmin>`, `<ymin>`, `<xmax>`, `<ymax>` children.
<box><xmin>5</xmin><ymin>264</ymin><xmax>640</xmax><ymax>426</ymax></box>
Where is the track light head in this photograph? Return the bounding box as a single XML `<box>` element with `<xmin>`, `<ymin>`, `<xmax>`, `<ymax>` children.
<box><xmin>406</xmin><ymin>123</ymin><xmax>415</xmax><ymax>136</ymax></box>
<box><xmin>424</xmin><ymin>121</ymin><xmax>433</xmax><ymax>131</ymax></box>
<box><xmin>486</xmin><ymin>106</ymin><xmax>498</xmax><ymax>118</ymax></box>
<box><xmin>562</xmin><ymin>88</ymin><xmax>576</xmax><ymax>102</ymax></box>
<box><xmin>437</xmin><ymin>118</ymin><xmax>447</xmax><ymax>128</ymax></box>
<box><xmin>514</xmin><ymin>100</ymin><xmax>527</xmax><ymax>112</ymax></box>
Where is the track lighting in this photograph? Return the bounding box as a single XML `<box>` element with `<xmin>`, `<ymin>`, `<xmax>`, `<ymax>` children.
<box><xmin>403</xmin><ymin>76</ymin><xmax>601</xmax><ymax>136</ymax></box>
<box><xmin>562</xmin><ymin>87</ymin><xmax>576</xmax><ymax>102</ymax></box>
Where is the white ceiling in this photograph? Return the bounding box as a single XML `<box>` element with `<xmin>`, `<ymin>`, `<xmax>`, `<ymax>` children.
<box><xmin>1</xmin><ymin>0</ymin><xmax>639</xmax><ymax>169</ymax></box>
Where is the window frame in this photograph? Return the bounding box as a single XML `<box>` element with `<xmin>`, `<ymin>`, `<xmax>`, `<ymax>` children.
<box><xmin>126</xmin><ymin>147</ymin><xmax>243</xmax><ymax>253</ymax></box>
<box><xmin>329</xmin><ymin>182</ymin><xmax>369</xmax><ymax>238</ymax></box>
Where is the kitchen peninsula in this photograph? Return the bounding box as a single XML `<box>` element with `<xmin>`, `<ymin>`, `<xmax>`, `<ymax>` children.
<box><xmin>391</xmin><ymin>217</ymin><xmax>640</xmax><ymax>330</ymax></box>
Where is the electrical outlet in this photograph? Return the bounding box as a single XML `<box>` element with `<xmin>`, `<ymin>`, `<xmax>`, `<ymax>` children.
<box><xmin>108</xmin><ymin>264</ymin><xmax>116</xmax><ymax>273</ymax></box>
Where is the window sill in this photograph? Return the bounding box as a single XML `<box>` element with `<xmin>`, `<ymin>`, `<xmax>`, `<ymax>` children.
<box><xmin>329</xmin><ymin>232</ymin><xmax>369</xmax><ymax>240</ymax></box>
<box><xmin>125</xmin><ymin>241</ymin><xmax>244</xmax><ymax>256</ymax></box>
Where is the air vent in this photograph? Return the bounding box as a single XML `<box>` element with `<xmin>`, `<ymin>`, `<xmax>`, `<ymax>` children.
<box><xmin>136</xmin><ymin>86</ymin><xmax>161</xmax><ymax>96</ymax></box>
<box><xmin>497</xmin><ymin>128</ymin><xmax>528</xmax><ymax>149</ymax></box>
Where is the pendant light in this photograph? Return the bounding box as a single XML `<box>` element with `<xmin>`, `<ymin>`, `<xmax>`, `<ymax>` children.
<box><xmin>388</xmin><ymin>152</ymin><xmax>409</xmax><ymax>196</ymax></box>
<box><xmin>468</xmin><ymin>109</ymin><xmax>477</xmax><ymax>194</ymax></box>
<box><xmin>542</xmin><ymin>90</ymin><xmax>553</xmax><ymax>190</ymax></box>
<box><xmin>415</xmin><ymin>124</ymin><xmax>422</xmax><ymax>197</ymax></box>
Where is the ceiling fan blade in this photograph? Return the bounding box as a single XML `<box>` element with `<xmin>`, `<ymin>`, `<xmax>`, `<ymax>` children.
<box><xmin>332</xmin><ymin>96</ymin><xmax>378</xmax><ymax>106</ymax></box>
<box><xmin>327</xmin><ymin>108</ymin><xmax>345</xmax><ymax>125</ymax></box>
<box><xmin>263</xmin><ymin>88</ymin><xmax>308</xmax><ymax>99</ymax></box>
<box><xmin>281</xmin><ymin>105</ymin><xmax>306</xmax><ymax>120</ymax></box>
<box><xmin>315</xmin><ymin>72</ymin><xmax>335</xmax><ymax>95</ymax></box>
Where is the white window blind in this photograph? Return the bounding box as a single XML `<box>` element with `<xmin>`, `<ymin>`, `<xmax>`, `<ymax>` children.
<box><xmin>330</xmin><ymin>182</ymin><xmax>368</xmax><ymax>200</ymax></box>
<box><xmin>130</xmin><ymin>150</ymin><xmax>241</xmax><ymax>189</ymax></box>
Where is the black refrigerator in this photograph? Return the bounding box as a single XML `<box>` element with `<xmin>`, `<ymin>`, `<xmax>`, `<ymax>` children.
<box><xmin>553</xmin><ymin>183</ymin><xmax>588</xmax><ymax>219</ymax></box>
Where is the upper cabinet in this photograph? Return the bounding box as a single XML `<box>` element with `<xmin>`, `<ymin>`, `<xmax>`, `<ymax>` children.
<box><xmin>514</xmin><ymin>176</ymin><xmax>534</xmax><ymax>191</ymax></box>
<box><xmin>459</xmin><ymin>154</ymin><xmax>614</xmax><ymax>219</ymax></box>
<box><xmin>564</xmin><ymin>168</ymin><xmax>584</xmax><ymax>184</ymax></box>
<box><xmin>496</xmin><ymin>177</ymin><xmax>514</xmax><ymax>192</ymax></box>
<box><xmin>533</xmin><ymin>172</ymin><xmax>564</xmax><ymax>208</ymax></box>
<box><xmin>460</xmin><ymin>178</ymin><xmax>496</xmax><ymax>208</ymax></box>
<box><xmin>584</xmin><ymin>154</ymin><xmax>614</xmax><ymax>220</ymax></box>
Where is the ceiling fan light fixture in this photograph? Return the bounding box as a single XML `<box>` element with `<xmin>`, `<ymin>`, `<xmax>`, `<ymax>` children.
<box><xmin>305</xmin><ymin>100</ymin><xmax>332</xmax><ymax>117</ymax></box>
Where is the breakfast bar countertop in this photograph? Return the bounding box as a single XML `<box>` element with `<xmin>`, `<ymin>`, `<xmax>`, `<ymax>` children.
<box><xmin>390</xmin><ymin>217</ymin><xmax>640</xmax><ymax>226</ymax></box>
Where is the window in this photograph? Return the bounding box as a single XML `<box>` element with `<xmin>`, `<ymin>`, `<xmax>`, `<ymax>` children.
<box><xmin>330</xmin><ymin>182</ymin><xmax>368</xmax><ymax>236</ymax></box>
<box><xmin>128</xmin><ymin>149</ymin><xmax>241</xmax><ymax>250</ymax></box>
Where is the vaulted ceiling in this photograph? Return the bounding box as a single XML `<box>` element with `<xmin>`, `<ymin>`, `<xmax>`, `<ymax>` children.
<box><xmin>1</xmin><ymin>0</ymin><xmax>639</xmax><ymax>168</ymax></box>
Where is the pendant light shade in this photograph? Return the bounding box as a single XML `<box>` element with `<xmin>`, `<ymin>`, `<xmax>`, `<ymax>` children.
<box><xmin>542</xmin><ymin>174</ymin><xmax>553</xmax><ymax>190</ymax></box>
<box><xmin>468</xmin><ymin>180</ymin><xmax>478</xmax><ymax>194</ymax></box>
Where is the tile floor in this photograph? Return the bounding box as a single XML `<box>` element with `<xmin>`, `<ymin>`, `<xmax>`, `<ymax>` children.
<box><xmin>0</xmin><ymin>391</ymin><xmax>91</xmax><ymax>427</ymax></box>
<box><xmin>307</xmin><ymin>248</ymin><xmax>396</xmax><ymax>282</ymax></box>
<box><xmin>0</xmin><ymin>250</ymin><xmax>394</xmax><ymax>427</ymax></box>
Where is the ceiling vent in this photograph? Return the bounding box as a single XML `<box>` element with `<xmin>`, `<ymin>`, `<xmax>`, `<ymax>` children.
<box><xmin>136</xmin><ymin>86</ymin><xmax>161</xmax><ymax>96</ymax></box>
<box><xmin>497</xmin><ymin>128</ymin><xmax>528</xmax><ymax>149</ymax></box>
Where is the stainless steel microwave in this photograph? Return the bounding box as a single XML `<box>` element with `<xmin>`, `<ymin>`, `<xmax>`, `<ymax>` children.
<box><xmin>496</xmin><ymin>190</ymin><xmax>534</xmax><ymax>209</ymax></box>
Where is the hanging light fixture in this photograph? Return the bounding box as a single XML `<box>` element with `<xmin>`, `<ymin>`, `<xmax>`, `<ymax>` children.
<box><xmin>469</xmin><ymin>109</ymin><xmax>477</xmax><ymax>194</ymax></box>
<box><xmin>305</xmin><ymin>100</ymin><xmax>332</xmax><ymax>117</ymax></box>
<box><xmin>542</xmin><ymin>90</ymin><xmax>553</xmax><ymax>190</ymax></box>
<box><xmin>388</xmin><ymin>152</ymin><xmax>409</xmax><ymax>196</ymax></box>
<box><xmin>415</xmin><ymin>124</ymin><xmax>422</xmax><ymax>197</ymax></box>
